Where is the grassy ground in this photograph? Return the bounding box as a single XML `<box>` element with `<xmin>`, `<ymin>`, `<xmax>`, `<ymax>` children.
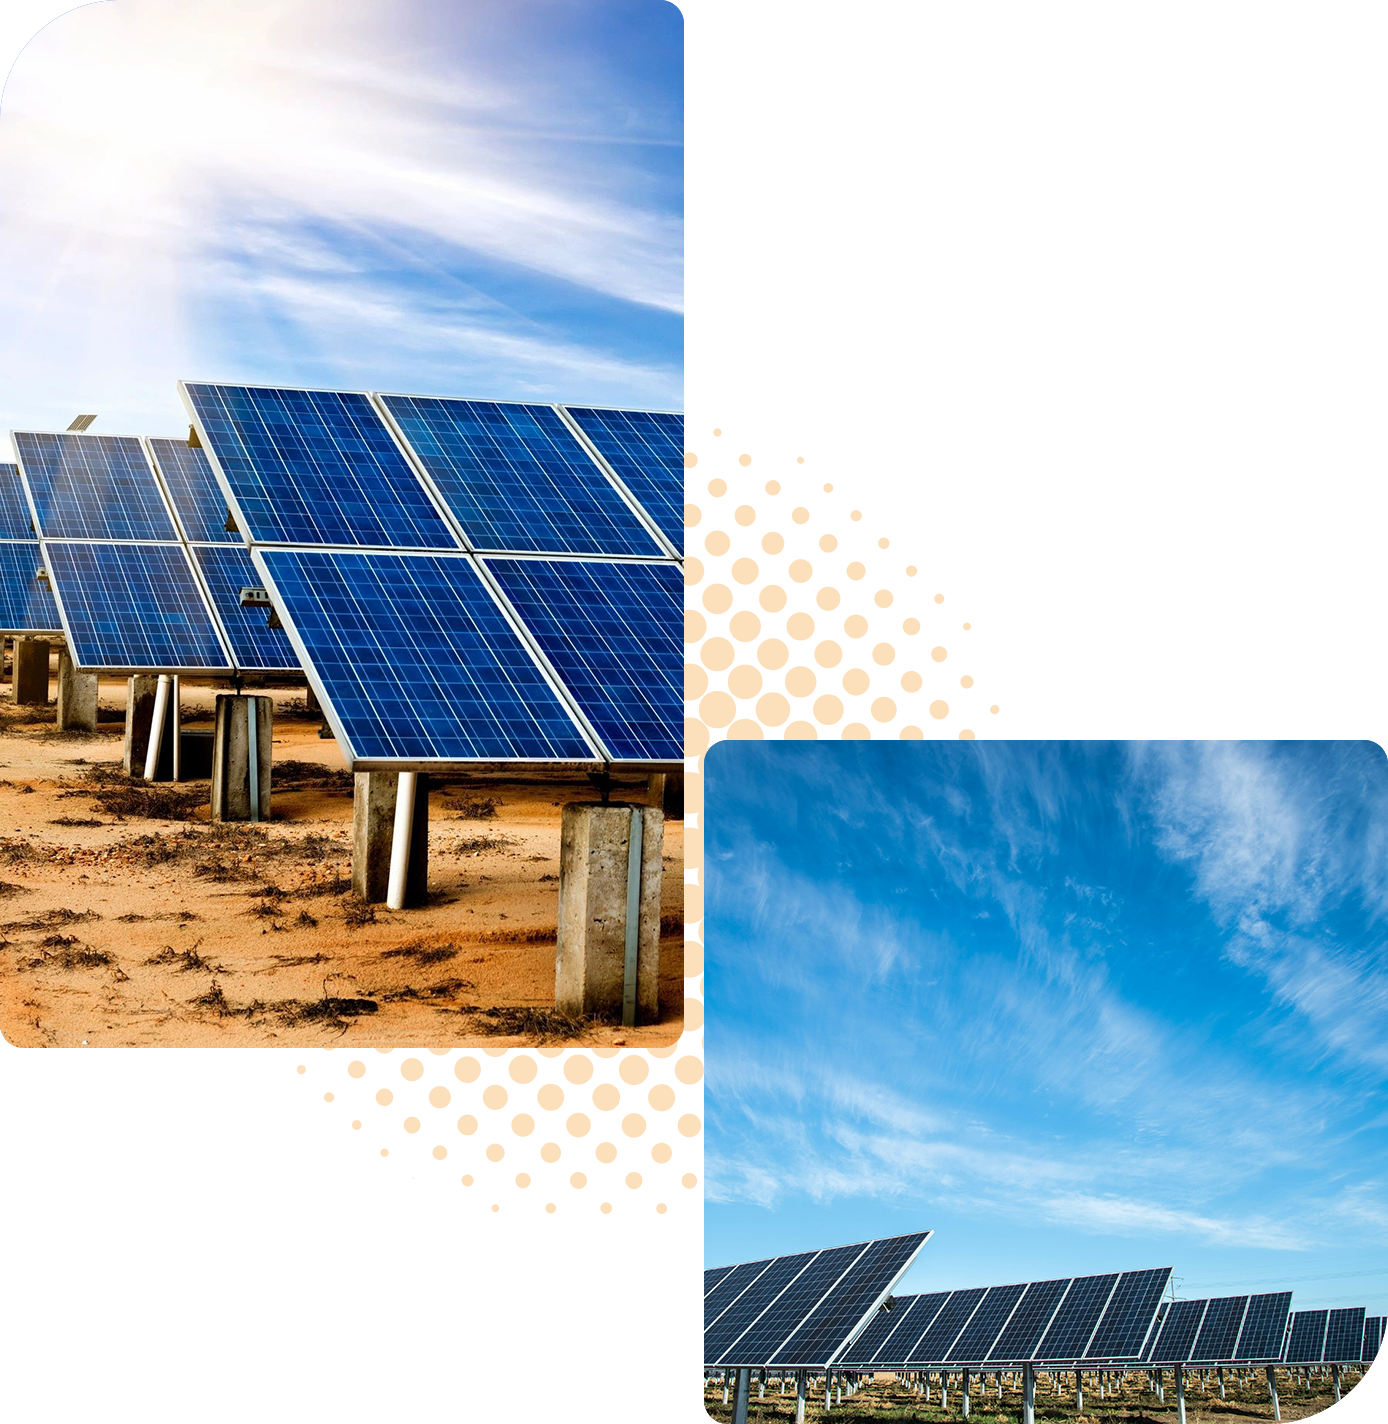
<box><xmin>700</xmin><ymin>1365</ymin><xmax>1371</xmax><ymax>1423</ymax></box>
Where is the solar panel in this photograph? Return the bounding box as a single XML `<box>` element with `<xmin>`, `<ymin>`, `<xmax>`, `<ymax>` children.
<box><xmin>1087</xmin><ymin>1269</ymin><xmax>1174</xmax><ymax>1359</ymax></box>
<box><xmin>1233</xmin><ymin>1293</ymin><xmax>1293</xmax><ymax>1362</ymax></box>
<box><xmin>1147</xmin><ymin>1299</ymin><xmax>1208</xmax><ymax>1363</ymax></box>
<box><xmin>987</xmin><ymin>1279</ymin><xmax>1071</xmax><ymax>1361</ymax></box>
<box><xmin>44</xmin><ymin>542</ymin><xmax>230</xmax><ymax>672</ymax></box>
<box><xmin>485</xmin><ymin>558</ymin><xmax>681</xmax><ymax>763</ymax></box>
<box><xmin>1036</xmin><ymin>1273</ymin><xmax>1121</xmax><ymax>1360</ymax></box>
<box><xmin>948</xmin><ymin>1283</ymin><xmax>1026</xmax><ymax>1361</ymax></box>
<box><xmin>1284</xmin><ymin>1309</ymin><xmax>1330</xmax><ymax>1364</ymax></box>
<box><xmin>838</xmin><ymin>1292</ymin><xmax>948</xmax><ymax>1367</ymax></box>
<box><xmin>378</xmin><ymin>395</ymin><xmax>663</xmax><ymax>557</ymax></box>
<box><xmin>190</xmin><ymin>544</ymin><xmax>298</xmax><ymax>672</ymax></box>
<box><xmin>1188</xmin><ymin>1296</ymin><xmax>1248</xmax><ymax>1361</ymax></box>
<box><xmin>0</xmin><ymin>463</ymin><xmax>35</xmax><ymax>539</ymax></box>
<box><xmin>181</xmin><ymin>384</ymin><xmax>458</xmax><ymax>549</ymax></box>
<box><xmin>561</xmin><ymin>406</ymin><xmax>684</xmax><ymax>550</ymax></box>
<box><xmin>0</xmin><ymin>542</ymin><xmax>61</xmax><ymax>634</ymax></box>
<box><xmin>148</xmin><ymin>437</ymin><xmax>238</xmax><ymax>544</ymax></box>
<box><xmin>1324</xmin><ymin>1307</ymin><xmax>1367</xmax><ymax>1363</ymax></box>
<box><xmin>705</xmin><ymin>1232</ymin><xmax>931</xmax><ymax>1368</ymax></box>
<box><xmin>255</xmin><ymin>549</ymin><xmax>597</xmax><ymax>765</ymax></box>
<box><xmin>14</xmin><ymin>432</ymin><xmax>178</xmax><ymax>541</ymax></box>
<box><xmin>1363</xmin><ymin>1315</ymin><xmax>1384</xmax><ymax>1363</ymax></box>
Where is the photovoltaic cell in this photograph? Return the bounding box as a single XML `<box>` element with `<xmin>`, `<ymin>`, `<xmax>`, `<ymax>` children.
<box><xmin>838</xmin><ymin>1293</ymin><xmax>946</xmax><ymax>1367</ymax></box>
<box><xmin>720</xmin><ymin>1243</ymin><xmax>867</xmax><ymax>1366</ymax></box>
<box><xmin>0</xmin><ymin>463</ymin><xmax>34</xmax><ymax>539</ymax></box>
<box><xmin>14</xmin><ymin>432</ymin><xmax>178</xmax><ymax>541</ymax></box>
<box><xmin>0</xmin><ymin>542</ymin><xmax>61</xmax><ymax>633</ymax></box>
<box><xmin>148</xmin><ymin>437</ymin><xmax>238</xmax><ymax>544</ymax></box>
<box><xmin>486</xmin><ymin>558</ymin><xmax>681</xmax><ymax>762</ymax></box>
<box><xmin>256</xmin><ymin>550</ymin><xmax>594</xmax><ymax>764</ymax></box>
<box><xmin>1190</xmin><ymin>1297</ymin><xmax>1248</xmax><ymax>1362</ymax></box>
<box><xmin>1285</xmin><ymin>1310</ymin><xmax>1329</xmax><ymax>1363</ymax></box>
<box><xmin>182</xmin><ymin>384</ymin><xmax>457</xmax><ymax>549</ymax></box>
<box><xmin>1148</xmin><ymin>1299</ymin><xmax>1208</xmax><ymax>1363</ymax></box>
<box><xmin>1234</xmin><ymin>1293</ymin><xmax>1293</xmax><ymax>1361</ymax></box>
<box><xmin>948</xmin><ymin>1283</ymin><xmax>1026</xmax><ymax>1361</ymax></box>
<box><xmin>1035</xmin><ymin>1274</ymin><xmax>1120</xmax><ymax>1360</ymax></box>
<box><xmin>379</xmin><ymin>396</ymin><xmax>661</xmax><ymax>557</ymax></box>
<box><xmin>1324</xmin><ymin>1307</ymin><xmax>1366</xmax><ymax>1363</ymax></box>
<box><xmin>45</xmin><ymin>542</ymin><xmax>229</xmax><ymax>671</ymax></box>
<box><xmin>562</xmin><ymin>406</ymin><xmax>684</xmax><ymax>548</ymax></box>
<box><xmin>989</xmin><ymin>1279</ymin><xmax>1071</xmax><ymax>1362</ymax></box>
<box><xmin>190</xmin><ymin>545</ymin><xmax>298</xmax><ymax>672</ymax></box>
<box><xmin>705</xmin><ymin>1265</ymin><xmax>739</xmax><ymax>1299</ymax></box>
<box><xmin>706</xmin><ymin>1261</ymin><xmax>770</xmax><ymax>1330</ymax></box>
<box><xmin>705</xmin><ymin>1251</ymin><xmax>820</xmax><ymax>1363</ymax></box>
<box><xmin>1087</xmin><ymin>1269</ymin><xmax>1173</xmax><ymax>1359</ymax></box>
<box><xmin>909</xmin><ymin>1288</ymin><xmax>987</xmax><ymax>1362</ymax></box>
<box><xmin>1362</xmin><ymin>1316</ymin><xmax>1383</xmax><ymax>1363</ymax></box>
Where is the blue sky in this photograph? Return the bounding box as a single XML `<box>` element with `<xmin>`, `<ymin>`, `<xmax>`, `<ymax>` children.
<box><xmin>705</xmin><ymin>741</ymin><xmax>1388</xmax><ymax>1316</ymax></box>
<box><xmin>0</xmin><ymin>0</ymin><xmax>680</xmax><ymax>455</ymax></box>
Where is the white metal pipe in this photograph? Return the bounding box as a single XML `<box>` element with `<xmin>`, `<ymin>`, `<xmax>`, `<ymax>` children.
<box><xmin>144</xmin><ymin>674</ymin><xmax>171</xmax><ymax>780</ymax></box>
<box><xmin>386</xmin><ymin>771</ymin><xmax>417</xmax><ymax>910</ymax></box>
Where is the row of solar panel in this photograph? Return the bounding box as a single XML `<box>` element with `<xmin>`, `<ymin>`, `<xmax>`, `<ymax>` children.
<box><xmin>1280</xmin><ymin>1307</ymin><xmax>1381</xmax><ymax>1365</ymax></box>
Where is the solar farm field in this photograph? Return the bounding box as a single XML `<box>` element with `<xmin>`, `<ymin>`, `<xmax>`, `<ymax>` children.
<box><xmin>0</xmin><ymin>675</ymin><xmax>685</xmax><ymax>1048</ymax></box>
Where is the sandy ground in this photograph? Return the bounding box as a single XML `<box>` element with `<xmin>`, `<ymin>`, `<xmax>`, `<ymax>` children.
<box><xmin>700</xmin><ymin>1367</ymin><xmax>1369</xmax><ymax>1422</ymax></box>
<box><xmin>0</xmin><ymin>677</ymin><xmax>683</xmax><ymax>1049</ymax></box>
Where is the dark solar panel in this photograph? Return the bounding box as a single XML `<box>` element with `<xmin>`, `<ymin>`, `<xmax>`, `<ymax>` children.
<box><xmin>719</xmin><ymin>1242</ymin><xmax>867</xmax><ymax>1365</ymax></box>
<box><xmin>190</xmin><ymin>545</ymin><xmax>298</xmax><ymax>672</ymax></box>
<box><xmin>705</xmin><ymin>1251</ymin><xmax>821</xmax><ymax>1363</ymax></box>
<box><xmin>705</xmin><ymin>1260</ymin><xmax>771</xmax><ymax>1330</ymax></box>
<box><xmin>1190</xmin><ymin>1296</ymin><xmax>1248</xmax><ymax>1362</ymax></box>
<box><xmin>704</xmin><ymin>1265</ymin><xmax>739</xmax><ymax>1299</ymax></box>
<box><xmin>989</xmin><ymin>1279</ymin><xmax>1070</xmax><ymax>1361</ymax></box>
<box><xmin>838</xmin><ymin>1293</ymin><xmax>939</xmax><ymax>1366</ymax></box>
<box><xmin>1285</xmin><ymin>1309</ymin><xmax>1329</xmax><ymax>1363</ymax></box>
<box><xmin>183</xmin><ymin>384</ymin><xmax>457</xmax><ymax>549</ymax></box>
<box><xmin>14</xmin><ymin>432</ymin><xmax>178</xmax><ymax>541</ymax></box>
<box><xmin>486</xmin><ymin>557</ymin><xmax>681</xmax><ymax>762</ymax></box>
<box><xmin>257</xmin><ymin>549</ymin><xmax>595</xmax><ymax>764</ymax></box>
<box><xmin>1148</xmin><ymin>1299</ymin><xmax>1207</xmax><ymax>1363</ymax></box>
<box><xmin>562</xmin><ymin>406</ymin><xmax>684</xmax><ymax>549</ymax></box>
<box><xmin>1324</xmin><ymin>1307</ymin><xmax>1366</xmax><ymax>1363</ymax></box>
<box><xmin>0</xmin><ymin>463</ymin><xmax>34</xmax><ymax>538</ymax></box>
<box><xmin>1234</xmin><ymin>1293</ymin><xmax>1292</xmax><ymax>1361</ymax></box>
<box><xmin>908</xmin><ymin>1287</ymin><xmax>987</xmax><ymax>1362</ymax></box>
<box><xmin>45</xmin><ymin>542</ymin><xmax>229</xmax><ymax>671</ymax></box>
<box><xmin>792</xmin><ymin>1233</ymin><xmax>929</xmax><ymax>1367</ymax></box>
<box><xmin>866</xmin><ymin>1292</ymin><xmax>951</xmax><ymax>1364</ymax></box>
<box><xmin>148</xmin><ymin>437</ymin><xmax>238</xmax><ymax>544</ymax></box>
<box><xmin>0</xmin><ymin>542</ymin><xmax>61</xmax><ymax>633</ymax></box>
<box><xmin>1363</xmin><ymin>1316</ymin><xmax>1384</xmax><ymax>1363</ymax></box>
<box><xmin>948</xmin><ymin>1283</ymin><xmax>1026</xmax><ymax>1361</ymax></box>
<box><xmin>1086</xmin><ymin>1268</ymin><xmax>1173</xmax><ymax>1360</ymax></box>
<box><xmin>379</xmin><ymin>396</ymin><xmax>662</xmax><ymax>557</ymax></box>
<box><xmin>1035</xmin><ymin>1274</ymin><xmax>1121</xmax><ymax>1360</ymax></box>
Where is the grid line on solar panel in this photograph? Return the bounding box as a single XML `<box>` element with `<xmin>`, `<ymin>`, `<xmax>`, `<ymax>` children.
<box><xmin>705</xmin><ymin>1251</ymin><xmax>822</xmax><ymax>1363</ymax></box>
<box><xmin>0</xmin><ymin>541</ymin><xmax>62</xmax><ymax>633</ymax></box>
<box><xmin>947</xmin><ymin>1283</ymin><xmax>1027</xmax><ymax>1361</ymax></box>
<box><xmin>1285</xmin><ymin>1310</ymin><xmax>1330</xmax><ymax>1363</ymax></box>
<box><xmin>15</xmin><ymin>432</ymin><xmax>179</xmax><ymax>541</ymax></box>
<box><xmin>1085</xmin><ymin>1268</ymin><xmax>1173</xmax><ymax>1360</ymax></box>
<box><xmin>182</xmin><ymin>384</ymin><xmax>459</xmax><ymax>549</ymax></box>
<box><xmin>809</xmin><ymin>1233</ymin><xmax>929</xmax><ymax>1366</ymax></box>
<box><xmin>704</xmin><ymin>1265</ymin><xmax>739</xmax><ymax>1299</ymax></box>
<box><xmin>906</xmin><ymin>1287</ymin><xmax>988</xmax><ymax>1363</ymax></box>
<box><xmin>718</xmin><ymin>1242</ymin><xmax>869</xmax><ymax>1365</ymax></box>
<box><xmin>844</xmin><ymin>1292</ymin><xmax>952</xmax><ymax>1365</ymax></box>
<box><xmin>0</xmin><ymin>463</ymin><xmax>35</xmax><ymax>539</ymax></box>
<box><xmin>988</xmin><ymin>1279</ymin><xmax>1072</xmax><ymax>1362</ymax></box>
<box><xmin>190</xmin><ymin>545</ymin><xmax>299</xmax><ymax>672</ymax></box>
<box><xmin>560</xmin><ymin>406</ymin><xmax>684</xmax><ymax>551</ymax></box>
<box><xmin>1189</xmin><ymin>1296</ymin><xmax>1249</xmax><ymax>1362</ymax></box>
<box><xmin>147</xmin><ymin>437</ymin><xmax>238</xmax><ymax>545</ymax></box>
<box><xmin>705</xmin><ymin>1260</ymin><xmax>775</xmax><ymax>1330</ymax></box>
<box><xmin>1035</xmin><ymin>1273</ymin><xmax>1122</xmax><ymax>1361</ymax></box>
<box><xmin>44</xmin><ymin>542</ymin><xmax>230</xmax><ymax>671</ymax></box>
<box><xmin>837</xmin><ymin>1293</ymin><xmax>932</xmax><ymax>1365</ymax></box>
<box><xmin>1233</xmin><ymin>1292</ymin><xmax>1292</xmax><ymax>1361</ymax></box>
<box><xmin>484</xmin><ymin>557</ymin><xmax>681</xmax><ymax>762</ymax></box>
<box><xmin>1324</xmin><ymin>1307</ymin><xmax>1367</xmax><ymax>1363</ymax></box>
<box><xmin>255</xmin><ymin>549</ymin><xmax>596</xmax><ymax>765</ymax></box>
<box><xmin>378</xmin><ymin>395</ymin><xmax>663</xmax><ymax>557</ymax></box>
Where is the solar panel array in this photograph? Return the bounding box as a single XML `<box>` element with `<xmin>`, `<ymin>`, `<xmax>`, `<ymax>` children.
<box><xmin>12</xmin><ymin>429</ymin><xmax>301</xmax><ymax>674</ymax></box>
<box><xmin>562</xmin><ymin>406</ymin><xmax>683</xmax><ymax>550</ymax></box>
<box><xmin>704</xmin><ymin>1232</ymin><xmax>931</xmax><ymax>1369</ymax></box>
<box><xmin>1144</xmin><ymin>1292</ymin><xmax>1293</xmax><ymax>1364</ymax></box>
<box><xmin>0</xmin><ymin>464</ymin><xmax>62</xmax><ymax>636</ymax></box>
<box><xmin>1364</xmin><ymin>1315</ymin><xmax>1384</xmax><ymax>1363</ymax></box>
<box><xmin>836</xmin><ymin>1267</ymin><xmax>1171</xmax><ymax>1368</ymax></box>
<box><xmin>184</xmin><ymin>383</ymin><xmax>683</xmax><ymax>768</ymax></box>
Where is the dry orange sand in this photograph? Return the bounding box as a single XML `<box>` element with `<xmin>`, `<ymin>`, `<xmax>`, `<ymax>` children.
<box><xmin>0</xmin><ymin>679</ymin><xmax>684</xmax><ymax>1048</ymax></box>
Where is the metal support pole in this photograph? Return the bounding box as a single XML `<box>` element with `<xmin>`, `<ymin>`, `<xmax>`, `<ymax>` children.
<box><xmin>1023</xmin><ymin>1362</ymin><xmax>1036</xmax><ymax>1424</ymax></box>
<box><xmin>732</xmin><ymin>1367</ymin><xmax>750</xmax><ymax>1424</ymax></box>
<box><xmin>1076</xmin><ymin>1369</ymin><xmax>1083</xmax><ymax>1410</ymax></box>
<box><xmin>386</xmin><ymin>771</ymin><xmax>417</xmax><ymax>909</ymax></box>
<box><xmin>1176</xmin><ymin>1362</ymin><xmax>1186</xmax><ymax>1424</ymax></box>
<box><xmin>622</xmin><ymin>806</ymin><xmax>643</xmax><ymax>1026</ymax></box>
<box><xmin>144</xmin><ymin>674</ymin><xmax>171</xmax><ymax>780</ymax></box>
<box><xmin>1333</xmin><ymin>1363</ymin><xmax>1341</xmax><ymax>1403</ymax></box>
<box><xmin>1266</xmin><ymin>1365</ymin><xmax>1280</xmax><ymax>1422</ymax></box>
<box><xmin>170</xmin><ymin>675</ymin><xmax>181</xmax><ymax>780</ymax></box>
<box><xmin>722</xmin><ymin>1370</ymin><xmax>729</xmax><ymax>1405</ymax></box>
<box><xmin>1218</xmin><ymin>1366</ymin><xmax>1225</xmax><ymax>1399</ymax></box>
<box><xmin>962</xmin><ymin>1368</ymin><xmax>971</xmax><ymax>1418</ymax></box>
<box><xmin>795</xmin><ymin>1370</ymin><xmax>806</xmax><ymax>1424</ymax></box>
<box><xmin>246</xmin><ymin>696</ymin><xmax>261</xmax><ymax>822</ymax></box>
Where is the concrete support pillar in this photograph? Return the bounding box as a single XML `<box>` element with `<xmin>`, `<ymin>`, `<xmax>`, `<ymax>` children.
<box><xmin>122</xmin><ymin>674</ymin><xmax>178</xmax><ymax>778</ymax></box>
<box><xmin>12</xmin><ymin>636</ymin><xmax>49</xmax><ymax>706</ymax></box>
<box><xmin>647</xmin><ymin>770</ymin><xmax>683</xmax><ymax>819</ymax></box>
<box><xmin>554</xmin><ymin>802</ymin><xmax>663</xmax><ymax>1022</ymax></box>
<box><xmin>352</xmin><ymin>771</ymin><xmax>429</xmax><ymax>904</ymax></box>
<box><xmin>1266</xmin><ymin>1366</ymin><xmax>1280</xmax><ymax>1422</ymax></box>
<box><xmin>56</xmin><ymin>649</ymin><xmax>98</xmax><ymax>732</ymax></box>
<box><xmin>731</xmin><ymin>1367</ymin><xmax>750</xmax><ymax>1424</ymax></box>
<box><xmin>210</xmin><ymin>693</ymin><xmax>273</xmax><ymax>822</ymax></box>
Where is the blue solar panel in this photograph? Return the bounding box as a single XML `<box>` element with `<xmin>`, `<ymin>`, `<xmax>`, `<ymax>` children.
<box><xmin>948</xmin><ymin>1283</ymin><xmax>1026</xmax><ymax>1361</ymax></box>
<box><xmin>706</xmin><ymin>1251</ymin><xmax>820</xmax><ymax>1363</ymax></box>
<box><xmin>1325</xmin><ymin>1307</ymin><xmax>1366</xmax><ymax>1363</ymax></box>
<box><xmin>14</xmin><ymin>432</ymin><xmax>178</xmax><ymax>541</ymax></box>
<box><xmin>191</xmin><ymin>545</ymin><xmax>298</xmax><ymax>672</ymax></box>
<box><xmin>989</xmin><ymin>1279</ymin><xmax>1070</xmax><ymax>1361</ymax></box>
<box><xmin>148</xmin><ymin>437</ymin><xmax>238</xmax><ymax>544</ymax></box>
<box><xmin>1148</xmin><ymin>1298</ymin><xmax>1207</xmax><ymax>1363</ymax></box>
<box><xmin>1285</xmin><ymin>1309</ymin><xmax>1330</xmax><ymax>1363</ymax></box>
<box><xmin>838</xmin><ymin>1293</ymin><xmax>948</xmax><ymax>1367</ymax></box>
<box><xmin>1087</xmin><ymin>1268</ymin><xmax>1172</xmax><ymax>1359</ymax></box>
<box><xmin>1036</xmin><ymin>1273</ymin><xmax>1121</xmax><ymax>1360</ymax></box>
<box><xmin>1190</xmin><ymin>1296</ymin><xmax>1248</xmax><ymax>1362</ymax></box>
<box><xmin>45</xmin><ymin>542</ymin><xmax>229</xmax><ymax>671</ymax></box>
<box><xmin>562</xmin><ymin>406</ymin><xmax>684</xmax><ymax>549</ymax></box>
<box><xmin>1364</xmin><ymin>1315</ymin><xmax>1384</xmax><ymax>1363</ymax></box>
<box><xmin>379</xmin><ymin>396</ymin><xmax>662</xmax><ymax>556</ymax></box>
<box><xmin>256</xmin><ymin>550</ymin><xmax>595</xmax><ymax>764</ymax></box>
<box><xmin>182</xmin><ymin>384</ymin><xmax>457</xmax><ymax>549</ymax></box>
<box><xmin>1234</xmin><ymin>1293</ymin><xmax>1292</xmax><ymax>1361</ymax></box>
<box><xmin>0</xmin><ymin>463</ymin><xmax>35</xmax><ymax>539</ymax></box>
<box><xmin>486</xmin><ymin>558</ymin><xmax>681</xmax><ymax>762</ymax></box>
<box><xmin>0</xmin><ymin>542</ymin><xmax>61</xmax><ymax>633</ymax></box>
